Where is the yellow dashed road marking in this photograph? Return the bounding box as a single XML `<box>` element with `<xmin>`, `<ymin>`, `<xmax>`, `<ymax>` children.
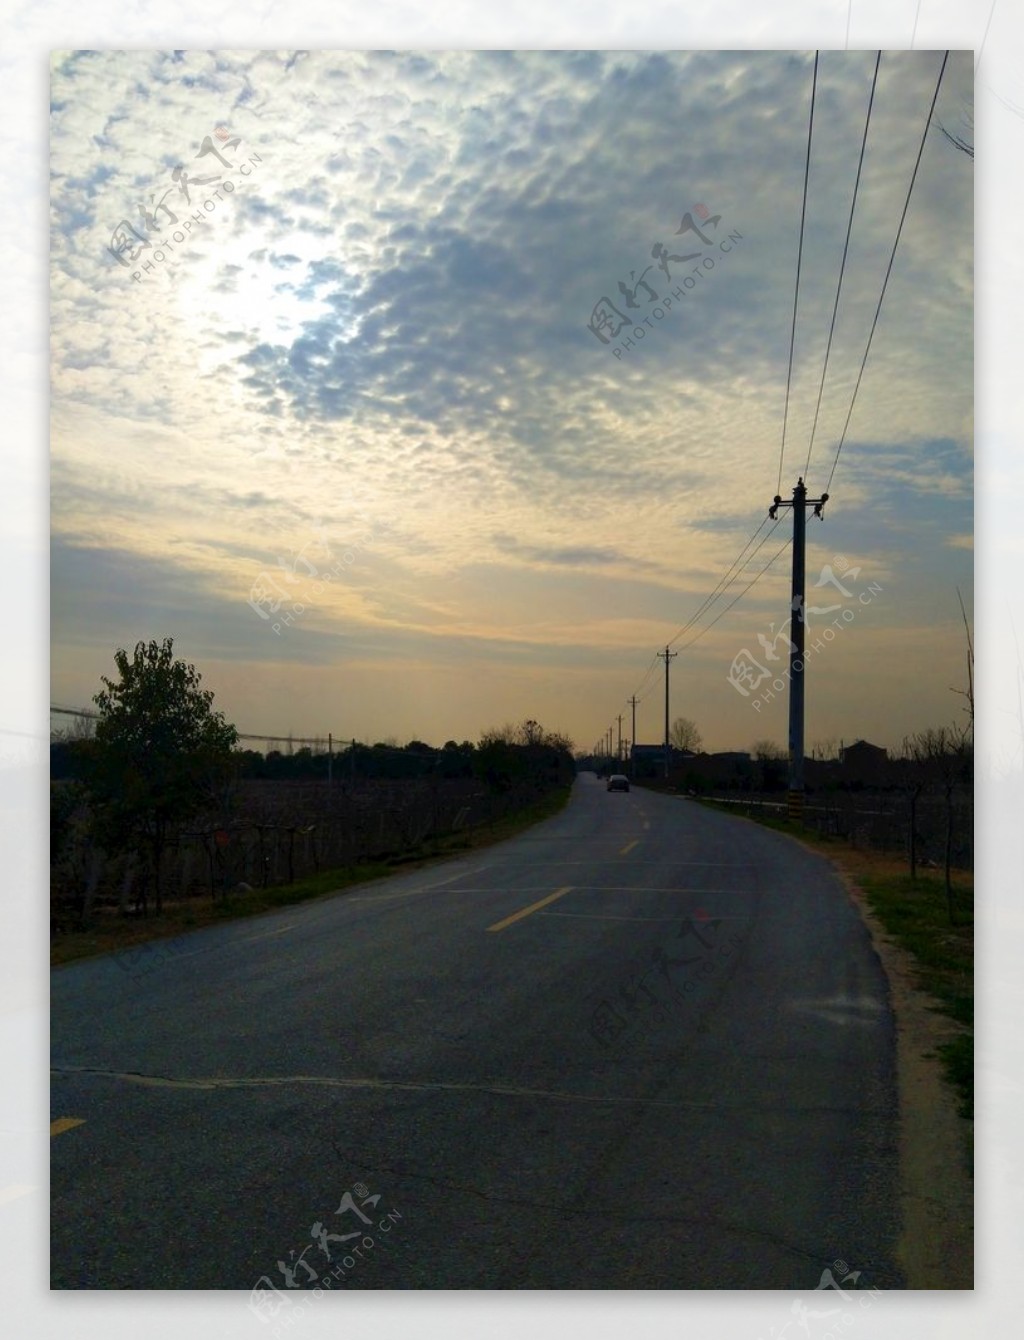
<box><xmin>619</xmin><ymin>840</ymin><xmax>638</xmax><ymax>855</ymax></box>
<box><xmin>50</xmin><ymin>1118</ymin><xmax>85</xmax><ymax>1137</ymax></box>
<box><xmin>486</xmin><ymin>886</ymin><xmax>574</xmax><ymax>932</ymax></box>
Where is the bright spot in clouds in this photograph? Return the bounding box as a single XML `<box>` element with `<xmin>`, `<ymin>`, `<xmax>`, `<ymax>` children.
<box><xmin>50</xmin><ymin>49</ymin><xmax>972</xmax><ymax>753</ymax></box>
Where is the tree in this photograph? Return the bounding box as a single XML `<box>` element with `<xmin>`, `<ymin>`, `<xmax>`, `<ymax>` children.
<box><xmin>751</xmin><ymin>739</ymin><xmax>785</xmax><ymax>761</ymax></box>
<box><xmin>950</xmin><ymin>586</ymin><xmax>974</xmax><ymax>737</ymax></box>
<box><xmin>894</xmin><ymin>735</ymin><xmax>927</xmax><ymax>882</ymax></box>
<box><xmin>88</xmin><ymin>639</ymin><xmax>238</xmax><ymax>914</ymax></box>
<box><xmin>475</xmin><ymin>720</ymin><xmax>574</xmax><ymax>793</ymax></box>
<box><xmin>751</xmin><ymin>739</ymin><xmax>786</xmax><ymax>792</ymax></box>
<box><xmin>902</xmin><ymin>723</ymin><xmax>972</xmax><ymax>922</ymax></box>
<box><xmin>669</xmin><ymin>717</ymin><xmax>702</xmax><ymax>753</ymax></box>
<box><xmin>51</xmin><ymin>710</ymin><xmax>96</xmax><ymax>742</ymax></box>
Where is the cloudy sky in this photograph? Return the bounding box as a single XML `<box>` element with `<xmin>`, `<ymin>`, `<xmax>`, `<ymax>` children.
<box><xmin>49</xmin><ymin>47</ymin><xmax>973</xmax><ymax>754</ymax></box>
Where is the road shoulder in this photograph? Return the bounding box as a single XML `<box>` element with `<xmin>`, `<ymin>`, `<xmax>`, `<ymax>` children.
<box><xmin>689</xmin><ymin>798</ymin><xmax>973</xmax><ymax>1288</ymax></box>
<box><xmin>832</xmin><ymin>860</ymin><xmax>974</xmax><ymax>1289</ymax></box>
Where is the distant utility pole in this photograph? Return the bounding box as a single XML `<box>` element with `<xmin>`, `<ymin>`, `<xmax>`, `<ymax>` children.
<box><xmin>768</xmin><ymin>476</ymin><xmax>829</xmax><ymax>821</ymax></box>
<box><xmin>328</xmin><ymin>732</ymin><xmax>333</xmax><ymax>788</ymax></box>
<box><xmin>616</xmin><ymin>714</ymin><xmax>623</xmax><ymax>763</ymax></box>
<box><xmin>627</xmin><ymin>695</ymin><xmax>638</xmax><ymax>779</ymax></box>
<box><xmin>658</xmin><ymin>646</ymin><xmax>677</xmax><ymax>779</ymax></box>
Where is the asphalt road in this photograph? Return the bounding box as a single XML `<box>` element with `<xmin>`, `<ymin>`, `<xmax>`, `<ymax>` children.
<box><xmin>51</xmin><ymin>773</ymin><xmax>902</xmax><ymax>1293</ymax></box>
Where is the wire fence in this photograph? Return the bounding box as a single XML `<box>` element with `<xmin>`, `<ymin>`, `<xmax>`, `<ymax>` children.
<box><xmin>50</xmin><ymin>776</ymin><xmax>550</xmax><ymax>930</ymax></box>
<box><xmin>704</xmin><ymin>787</ymin><xmax>973</xmax><ymax>870</ymax></box>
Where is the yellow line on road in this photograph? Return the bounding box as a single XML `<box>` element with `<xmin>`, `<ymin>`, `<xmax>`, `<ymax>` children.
<box><xmin>50</xmin><ymin>1118</ymin><xmax>85</xmax><ymax>1137</ymax></box>
<box><xmin>619</xmin><ymin>840</ymin><xmax>638</xmax><ymax>855</ymax></box>
<box><xmin>486</xmin><ymin>886</ymin><xmax>574</xmax><ymax>932</ymax></box>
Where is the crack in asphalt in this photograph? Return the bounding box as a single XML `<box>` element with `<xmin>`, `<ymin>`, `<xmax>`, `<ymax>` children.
<box><xmin>49</xmin><ymin>1064</ymin><xmax>888</xmax><ymax>1114</ymax></box>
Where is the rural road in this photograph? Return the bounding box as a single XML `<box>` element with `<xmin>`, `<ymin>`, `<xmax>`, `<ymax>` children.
<box><xmin>51</xmin><ymin>772</ymin><xmax>902</xmax><ymax>1293</ymax></box>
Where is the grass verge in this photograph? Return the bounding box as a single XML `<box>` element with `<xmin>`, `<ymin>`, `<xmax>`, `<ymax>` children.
<box><xmin>695</xmin><ymin>797</ymin><xmax>974</xmax><ymax>1120</ymax></box>
<box><xmin>51</xmin><ymin>785</ymin><xmax>572</xmax><ymax>968</ymax></box>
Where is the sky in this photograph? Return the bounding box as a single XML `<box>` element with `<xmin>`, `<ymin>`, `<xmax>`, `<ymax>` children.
<box><xmin>7</xmin><ymin>3</ymin><xmax>1024</xmax><ymax>1337</ymax></box>
<box><xmin>49</xmin><ymin>47</ymin><xmax>974</xmax><ymax>755</ymax></box>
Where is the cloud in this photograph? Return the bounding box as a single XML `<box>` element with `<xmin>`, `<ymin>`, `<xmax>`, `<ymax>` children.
<box><xmin>48</xmin><ymin>49</ymin><xmax>973</xmax><ymax>746</ymax></box>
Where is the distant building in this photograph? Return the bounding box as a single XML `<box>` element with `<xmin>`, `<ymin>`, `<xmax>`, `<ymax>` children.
<box><xmin>839</xmin><ymin>739</ymin><xmax>888</xmax><ymax>785</ymax></box>
<box><xmin>695</xmin><ymin>751</ymin><xmax>755</xmax><ymax>789</ymax></box>
<box><xmin>630</xmin><ymin>743</ymin><xmax>695</xmax><ymax>777</ymax></box>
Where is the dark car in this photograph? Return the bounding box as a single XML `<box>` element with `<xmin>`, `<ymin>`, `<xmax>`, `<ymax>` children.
<box><xmin>606</xmin><ymin>774</ymin><xmax>630</xmax><ymax>792</ymax></box>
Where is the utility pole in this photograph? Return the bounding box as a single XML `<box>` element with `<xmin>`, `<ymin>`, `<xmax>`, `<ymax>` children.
<box><xmin>768</xmin><ymin>476</ymin><xmax>829</xmax><ymax>821</ymax></box>
<box><xmin>657</xmin><ymin>646</ymin><xmax>677</xmax><ymax>779</ymax></box>
<box><xmin>627</xmin><ymin>695</ymin><xmax>638</xmax><ymax>779</ymax></box>
<box><xmin>328</xmin><ymin>731</ymin><xmax>333</xmax><ymax>789</ymax></box>
<box><xmin>616</xmin><ymin>714</ymin><xmax>623</xmax><ymax>763</ymax></box>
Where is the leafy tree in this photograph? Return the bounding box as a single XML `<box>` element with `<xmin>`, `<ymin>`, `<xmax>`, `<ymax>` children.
<box><xmin>669</xmin><ymin>717</ymin><xmax>702</xmax><ymax>752</ymax></box>
<box><xmin>475</xmin><ymin>720</ymin><xmax>574</xmax><ymax>793</ymax></box>
<box><xmin>88</xmin><ymin>638</ymin><xmax>238</xmax><ymax>914</ymax></box>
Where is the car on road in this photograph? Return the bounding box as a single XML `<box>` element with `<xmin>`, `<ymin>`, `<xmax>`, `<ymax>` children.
<box><xmin>606</xmin><ymin>774</ymin><xmax>630</xmax><ymax>792</ymax></box>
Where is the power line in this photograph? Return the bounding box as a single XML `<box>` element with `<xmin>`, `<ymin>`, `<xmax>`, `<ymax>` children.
<box><xmin>824</xmin><ymin>50</ymin><xmax>950</xmax><ymax>495</ymax></box>
<box><xmin>778</xmin><ymin>50</ymin><xmax>820</xmax><ymax>495</ymax></box>
<box><xmin>49</xmin><ymin>706</ymin><xmax>417</xmax><ymax>754</ymax></box>
<box><xmin>803</xmin><ymin>50</ymin><xmax>882</xmax><ymax>483</ymax></box>
<box><xmin>630</xmin><ymin>651</ymin><xmax>661</xmax><ymax>701</ymax></box>
<box><xmin>674</xmin><ymin>535</ymin><xmax>793</xmax><ymax>653</ymax></box>
<box><xmin>624</xmin><ymin>524</ymin><xmax>793</xmax><ymax>726</ymax></box>
<box><xmin>666</xmin><ymin>516</ymin><xmax>780</xmax><ymax>650</ymax></box>
<box><xmin>625</xmin><ymin>519</ymin><xmax>775</xmax><ymax>710</ymax></box>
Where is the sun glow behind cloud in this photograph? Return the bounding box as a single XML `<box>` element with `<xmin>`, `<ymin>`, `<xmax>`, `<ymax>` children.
<box><xmin>50</xmin><ymin>48</ymin><xmax>973</xmax><ymax>751</ymax></box>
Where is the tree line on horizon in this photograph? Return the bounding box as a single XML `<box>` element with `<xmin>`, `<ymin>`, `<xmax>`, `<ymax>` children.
<box><xmin>51</xmin><ymin>638</ymin><xmax>575</xmax><ymax>916</ymax></box>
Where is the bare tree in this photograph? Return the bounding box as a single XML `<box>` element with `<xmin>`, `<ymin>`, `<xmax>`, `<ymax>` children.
<box><xmin>751</xmin><ymin>739</ymin><xmax>786</xmax><ymax>792</ymax></box>
<box><xmin>904</xmin><ymin>724</ymin><xmax>972</xmax><ymax>922</ymax></box>
<box><xmin>479</xmin><ymin>723</ymin><xmax>518</xmax><ymax>748</ymax></box>
<box><xmin>810</xmin><ymin>737</ymin><xmax>839</xmax><ymax>762</ymax></box>
<box><xmin>669</xmin><ymin>717</ymin><xmax>702</xmax><ymax>753</ymax></box>
<box><xmin>949</xmin><ymin>586</ymin><xmax>974</xmax><ymax>736</ymax></box>
<box><xmin>51</xmin><ymin>711</ymin><xmax>96</xmax><ymax>742</ymax></box>
<box><xmin>895</xmin><ymin>735</ymin><xmax>926</xmax><ymax>881</ymax></box>
<box><xmin>751</xmin><ymin>739</ymin><xmax>785</xmax><ymax>761</ymax></box>
<box><xmin>518</xmin><ymin>719</ymin><xmax>544</xmax><ymax>746</ymax></box>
